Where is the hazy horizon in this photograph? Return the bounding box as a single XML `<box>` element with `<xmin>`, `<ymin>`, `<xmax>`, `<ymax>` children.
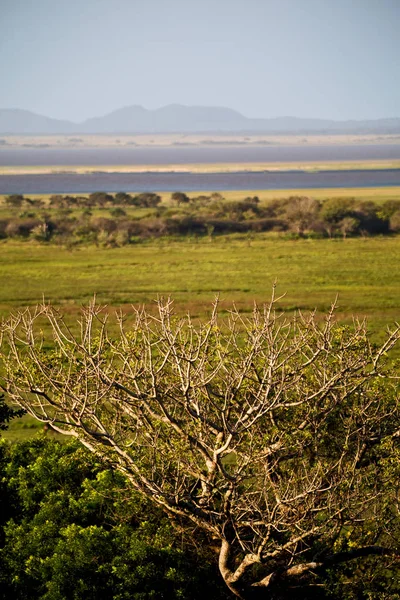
<box><xmin>1</xmin><ymin>0</ymin><xmax>399</xmax><ymax>123</ymax></box>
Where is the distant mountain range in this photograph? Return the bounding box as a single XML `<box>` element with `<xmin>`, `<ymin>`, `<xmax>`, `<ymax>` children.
<box><xmin>1</xmin><ymin>105</ymin><xmax>400</xmax><ymax>135</ymax></box>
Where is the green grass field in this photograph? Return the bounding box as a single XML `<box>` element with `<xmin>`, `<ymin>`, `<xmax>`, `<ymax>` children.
<box><xmin>1</xmin><ymin>234</ymin><xmax>399</xmax><ymax>328</ymax></box>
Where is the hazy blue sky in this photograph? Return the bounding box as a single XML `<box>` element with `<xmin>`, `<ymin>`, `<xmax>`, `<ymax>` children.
<box><xmin>1</xmin><ymin>0</ymin><xmax>399</xmax><ymax>122</ymax></box>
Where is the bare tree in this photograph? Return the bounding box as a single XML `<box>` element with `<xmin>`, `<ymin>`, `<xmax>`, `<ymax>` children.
<box><xmin>1</xmin><ymin>291</ymin><xmax>399</xmax><ymax>599</ymax></box>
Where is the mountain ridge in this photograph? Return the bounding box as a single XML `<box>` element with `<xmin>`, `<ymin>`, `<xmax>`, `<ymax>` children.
<box><xmin>1</xmin><ymin>105</ymin><xmax>399</xmax><ymax>135</ymax></box>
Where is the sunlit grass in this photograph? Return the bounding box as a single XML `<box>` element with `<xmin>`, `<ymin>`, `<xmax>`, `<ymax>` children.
<box><xmin>1</xmin><ymin>235</ymin><xmax>399</xmax><ymax>329</ymax></box>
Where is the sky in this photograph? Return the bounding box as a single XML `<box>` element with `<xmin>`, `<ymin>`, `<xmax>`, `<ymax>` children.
<box><xmin>0</xmin><ymin>0</ymin><xmax>399</xmax><ymax>122</ymax></box>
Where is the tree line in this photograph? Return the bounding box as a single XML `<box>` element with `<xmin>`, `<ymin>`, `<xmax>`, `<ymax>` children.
<box><xmin>1</xmin><ymin>192</ymin><xmax>400</xmax><ymax>246</ymax></box>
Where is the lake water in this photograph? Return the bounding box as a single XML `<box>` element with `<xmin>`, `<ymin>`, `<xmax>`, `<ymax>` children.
<box><xmin>1</xmin><ymin>169</ymin><xmax>400</xmax><ymax>195</ymax></box>
<box><xmin>1</xmin><ymin>143</ymin><xmax>400</xmax><ymax>166</ymax></box>
<box><xmin>1</xmin><ymin>144</ymin><xmax>400</xmax><ymax>194</ymax></box>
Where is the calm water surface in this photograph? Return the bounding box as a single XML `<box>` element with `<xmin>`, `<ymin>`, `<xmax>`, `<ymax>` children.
<box><xmin>1</xmin><ymin>144</ymin><xmax>400</xmax><ymax>194</ymax></box>
<box><xmin>1</xmin><ymin>144</ymin><xmax>400</xmax><ymax>166</ymax></box>
<box><xmin>1</xmin><ymin>170</ymin><xmax>400</xmax><ymax>195</ymax></box>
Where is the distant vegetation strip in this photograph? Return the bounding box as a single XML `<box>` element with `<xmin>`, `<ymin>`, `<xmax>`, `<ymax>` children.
<box><xmin>1</xmin><ymin>188</ymin><xmax>400</xmax><ymax>246</ymax></box>
<box><xmin>2</xmin><ymin>132</ymin><xmax>400</xmax><ymax>149</ymax></box>
<box><xmin>3</xmin><ymin>186</ymin><xmax>398</xmax><ymax>202</ymax></box>
<box><xmin>1</xmin><ymin>159</ymin><xmax>400</xmax><ymax>175</ymax></box>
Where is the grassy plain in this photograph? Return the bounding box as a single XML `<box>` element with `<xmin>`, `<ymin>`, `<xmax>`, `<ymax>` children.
<box><xmin>1</xmin><ymin>235</ymin><xmax>399</xmax><ymax>327</ymax></box>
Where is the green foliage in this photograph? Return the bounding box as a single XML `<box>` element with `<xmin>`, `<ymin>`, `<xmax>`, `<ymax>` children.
<box><xmin>326</xmin><ymin>557</ymin><xmax>400</xmax><ymax>600</ymax></box>
<box><xmin>133</xmin><ymin>193</ymin><xmax>162</xmax><ymax>208</ymax></box>
<box><xmin>0</xmin><ymin>438</ymin><xmax>228</xmax><ymax>600</ymax></box>
<box><xmin>171</xmin><ymin>192</ymin><xmax>190</xmax><ymax>205</ymax></box>
<box><xmin>0</xmin><ymin>394</ymin><xmax>25</xmax><ymax>431</ymax></box>
<box><xmin>5</xmin><ymin>195</ymin><xmax>25</xmax><ymax>208</ymax></box>
<box><xmin>88</xmin><ymin>192</ymin><xmax>114</xmax><ymax>206</ymax></box>
<box><xmin>110</xmin><ymin>207</ymin><xmax>127</xmax><ymax>218</ymax></box>
<box><xmin>320</xmin><ymin>197</ymin><xmax>356</xmax><ymax>224</ymax></box>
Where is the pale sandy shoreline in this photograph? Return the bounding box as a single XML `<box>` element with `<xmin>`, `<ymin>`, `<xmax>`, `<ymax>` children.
<box><xmin>1</xmin><ymin>133</ymin><xmax>400</xmax><ymax>149</ymax></box>
<box><xmin>1</xmin><ymin>159</ymin><xmax>400</xmax><ymax>176</ymax></box>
